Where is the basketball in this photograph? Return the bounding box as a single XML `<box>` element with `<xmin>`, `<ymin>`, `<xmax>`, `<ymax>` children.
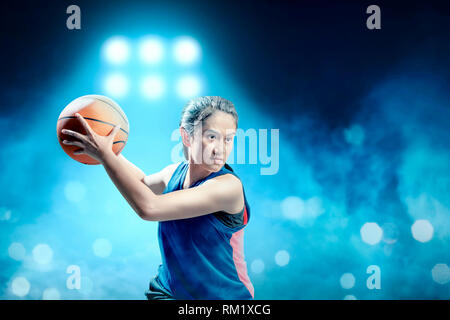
<box><xmin>56</xmin><ymin>95</ymin><xmax>129</xmax><ymax>165</ymax></box>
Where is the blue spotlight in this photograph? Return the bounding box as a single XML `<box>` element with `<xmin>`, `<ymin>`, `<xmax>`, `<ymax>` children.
<box><xmin>103</xmin><ymin>73</ymin><xmax>129</xmax><ymax>98</ymax></box>
<box><xmin>176</xmin><ymin>75</ymin><xmax>202</xmax><ymax>99</ymax></box>
<box><xmin>173</xmin><ymin>36</ymin><xmax>201</xmax><ymax>65</ymax></box>
<box><xmin>140</xmin><ymin>75</ymin><xmax>165</xmax><ymax>99</ymax></box>
<box><xmin>139</xmin><ymin>36</ymin><xmax>164</xmax><ymax>64</ymax></box>
<box><xmin>102</xmin><ymin>36</ymin><xmax>130</xmax><ymax>65</ymax></box>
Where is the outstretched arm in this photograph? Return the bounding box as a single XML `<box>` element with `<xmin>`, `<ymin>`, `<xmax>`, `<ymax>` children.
<box><xmin>61</xmin><ymin>113</ymin><xmax>158</xmax><ymax>218</ymax></box>
<box><xmin>62</xmin><ymin>113</ymin><xmax>244</xmax><ymax>221</ymax></box>
<box><xmin>116</xmin><ymin>154</ymin><xmax>178</xmax><ymax>195</ymax></box>
<box><xmin>117</xmin><ymin>153</ymin><xmax>146</xmax><ymax>181</ymax></box>
<box><xmin>102</xmin><ymin>151</ymin><xmax>243</xmax><ymax>222</ymax></box>
<box><xmin>101</xmin><ymin>151</ymin><xmax>158</xmax><ymax>219</ymax></box>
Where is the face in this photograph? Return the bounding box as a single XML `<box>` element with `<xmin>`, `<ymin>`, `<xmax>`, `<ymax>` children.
<box><xmin>182</xmin><ymin>110</ymin><xmax>237</xmax><ymax>171</ymax></box>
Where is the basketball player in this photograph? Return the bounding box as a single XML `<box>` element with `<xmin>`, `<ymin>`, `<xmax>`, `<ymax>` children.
<box><xmin>61</xmin><ymin>96</ymin><xmax>254</xmax><ymax>300</ymax></box>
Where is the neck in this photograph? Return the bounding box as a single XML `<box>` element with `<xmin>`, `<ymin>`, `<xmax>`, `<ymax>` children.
<box><xmin>183</xmin><ymin>161</ymin><xmax>212</xmax><ymax>189</ymax></box>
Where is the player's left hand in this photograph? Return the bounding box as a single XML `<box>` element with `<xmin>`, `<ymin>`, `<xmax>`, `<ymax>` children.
<box><xmin>62</xmin><ymin>113</ymin><xmax>121</xmax><ymax>163</ymax></box>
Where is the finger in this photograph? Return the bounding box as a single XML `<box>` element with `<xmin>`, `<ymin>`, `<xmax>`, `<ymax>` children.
<box><xmin>61</xmin><ymin>129</ymin><xmax>89</xmax><ymax>143</ymax></box>
<box><xmin>62</xmin><ymin>140</ymin><xmax>85</xmax><ymax>148</ymax></box>
<box><xmin>109</xmin><ymin>124</ymin><xmax>121</xmax><ymax>138</ymax></box>
<box><xmin>75</xmin><ymin>113</ymin><xmax>95</xmax><ymax>137</ymax></box>
<box><xmin>73</xmin><ymin>148</ymin><xmax>85</xmax><ymax>155</ymax></box>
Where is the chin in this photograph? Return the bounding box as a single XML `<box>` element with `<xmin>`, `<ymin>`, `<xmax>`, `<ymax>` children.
<box><xmin>207</xmin><ymin>162</ymin><xmax>223</xmax><ymax>171</ymax></box>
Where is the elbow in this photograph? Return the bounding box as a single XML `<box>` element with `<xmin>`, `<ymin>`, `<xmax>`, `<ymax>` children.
<box><xmin>138</xmin><ymin>203</ymin><xmax>157</xmax><ymax>221</ymax></box>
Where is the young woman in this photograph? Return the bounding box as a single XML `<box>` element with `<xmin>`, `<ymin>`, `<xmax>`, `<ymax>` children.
<box><xmin>62</xmin><ymin>96</ymin><xmax>254</xmax><ymax>300</ymax></box>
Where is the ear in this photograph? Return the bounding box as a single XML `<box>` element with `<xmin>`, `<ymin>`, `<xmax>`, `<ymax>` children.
<box><xmin>180</xmin><ymin>127</ymin><xmax>191</xmax><ymax>148</ymax></box>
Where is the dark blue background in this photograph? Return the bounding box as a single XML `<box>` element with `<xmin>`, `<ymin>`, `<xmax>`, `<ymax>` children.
<box><xmin>0</xmin><ymin>0</ymin><xmax>449</xmax><ymax>299</ymax></box>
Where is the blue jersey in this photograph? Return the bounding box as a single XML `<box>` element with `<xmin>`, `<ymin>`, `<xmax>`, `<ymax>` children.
<box><xmin>152</xmin><ymin>160</ymin><xmax>254</xmax><ymax>300</ymax></box>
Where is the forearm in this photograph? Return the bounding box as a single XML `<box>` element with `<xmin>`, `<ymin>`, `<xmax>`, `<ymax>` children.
<box><xmin>101</xmin><ymin>151</ymin><xmax>156</xmax><ymax>219</ymax></box>
<box><xmin>117</xmin><ymin>153</ymin><xmax>146</xmax><ymax>181</ymax></box>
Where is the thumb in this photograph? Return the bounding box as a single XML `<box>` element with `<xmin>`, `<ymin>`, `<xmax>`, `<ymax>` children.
<box><xmin>110</xmin><ymin>124</ymin><xmax>121</xmax><ymax>138</ymax></box>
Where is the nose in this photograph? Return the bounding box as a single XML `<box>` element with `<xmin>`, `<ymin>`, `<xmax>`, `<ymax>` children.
<box><xmin>212</xmin><ymin>140</ymin><xmax>225</xmax><ymax>157</ymax></box>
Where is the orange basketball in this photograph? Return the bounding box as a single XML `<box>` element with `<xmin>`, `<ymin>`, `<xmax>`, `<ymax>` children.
<box><xmin>56</xmin><ymin>95</ymin><xmax>129</xmax><ymax>165</ymax></box>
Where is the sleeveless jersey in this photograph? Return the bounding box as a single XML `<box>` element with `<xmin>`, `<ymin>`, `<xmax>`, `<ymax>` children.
<box><xmin>153</xmin><ymin>160</ymin><xmax>254</xmax><ymax>300</ymax></box>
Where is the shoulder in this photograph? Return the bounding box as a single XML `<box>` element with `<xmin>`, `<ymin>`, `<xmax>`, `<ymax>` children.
<box><xmin>205</xmin><ymin>173</ymin><xmax>244</xmax><ymax>214</ymax></box>
<box><xmin>210</xmin><ymin>172</ymin><xmax>242</xmax><ymax>188</ymax></box>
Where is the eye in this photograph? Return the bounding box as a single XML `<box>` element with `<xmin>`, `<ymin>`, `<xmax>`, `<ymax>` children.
<box><xmin>208</xmin><ymin>135</ymin><xmax>216</xmax><ymax>140</ymax></box>
<box><xmin>225</xmin><ymin>137</ymin><xmax>233</xmax><ymax>143</ymax></box>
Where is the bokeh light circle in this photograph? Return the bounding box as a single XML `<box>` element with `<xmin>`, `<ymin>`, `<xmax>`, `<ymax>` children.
<box><xmin>360</xmin><ymin>222</ymin><xmax>383</xmax><ymax>245</ymax></box>
<box><xmin>431</xmin><ymin>263</ymin><xmax>450</xmax><ymax>285</ymax></box>
<box><xmin>102</xmin><ymin>36</ymin><xmax>130</xmax><ymax>64</ymax></box>
<box><xmin>340</xmin><ymin>273</ymin><xmax>355</xmax><ymax>289</ymax></box>
<box><xmin>103</xmin><ymin>73</ymin><xmax>129</xmax><ymax>98</ymax></box>
<box><xmin>411</xmin><ymin>219</ymin><xmax>434</xmax><ymax>243</ymax></box>
<box><xmin>176</xmin><ymin>75</ymin><xmax>202</xmax><ymax>99</ymax></box>
<box><xmin>140</xmin><ymin>75</ymin><xmax>165</xmax><ymax>99</ymax></box>
<box><xmin>32</xmin><ymin>243</ymin><xmax>53</xmax><ymax>265</ymax></box>
<box><xmin>11</xmin><ymin>276</ymin><xmax>30</xmax><ymax>297</ymax></box>
<box><xmin>93</xmin><ymin>238</ymin><xmax>112</xmax><ymax>258</ymax></box>
<box><xmin>250</xmin><ymin>259</ymin><xmax>265</xmax><ymax>274</ymax></box>
<box><xmin>139</xmin><ymin>36</ymin><xmax>164</xmax><ymax>64</ymax></box>
<box><xmin>275</xmin><ymin>250</ymin><xmax>290</xmax><ymax>267</ymax></box>
<box><xmin>173</xmin><ymin>36</ymin><xmax>201</xmax><ymax>65</ymax></box>
<box><xmin>43</xmin><ymin>288</ymin><xmax>61</xmax><ymax>300</ymax></box>
<box><xmin>8</xmin><ymin>242</ymin><xmax>26</xmax><ymax>261</ymax></box>
<box><xmin>281</xmin><ymin>196</ymin><xmax>304</xmax><ymax>220</ymax></box>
